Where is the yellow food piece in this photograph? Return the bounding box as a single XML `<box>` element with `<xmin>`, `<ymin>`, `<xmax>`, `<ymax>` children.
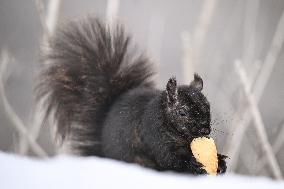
<box><xmin>190</xmin><ymin>137</ymin><xmax>218</xmax><ymax>175</ymax></box>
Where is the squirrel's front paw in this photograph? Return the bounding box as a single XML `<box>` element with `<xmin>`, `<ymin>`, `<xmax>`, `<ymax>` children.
<box><xmin>187</xmin><ymin>157</ymin><xmax>208</xmax><ymax>175</ymax></box>
<box><xmin>217</xmin><ymin>154</ymin><xmax>227</xmax><ymax>174</ymax></box>
<box><xmin>192</xmin><ymin>163</ymin><xmax>207</xmax><ymax>175</ymax></box>
<box><xmin>172</xmin><ymin>145</ymin><xmax>207</xmax><ymax>175</ymax></box>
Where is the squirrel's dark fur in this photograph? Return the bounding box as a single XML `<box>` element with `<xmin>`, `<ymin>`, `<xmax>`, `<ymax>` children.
<box><xmin>37</xmin><ymin>16</ymin><xmax>227</xmax><ymax>174</ymax></box>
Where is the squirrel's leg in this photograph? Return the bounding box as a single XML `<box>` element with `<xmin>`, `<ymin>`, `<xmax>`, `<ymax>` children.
<box><xmin>134</xmin><ymin>155</ymin><xmax>158</xmax><ymax>169</ymax></box>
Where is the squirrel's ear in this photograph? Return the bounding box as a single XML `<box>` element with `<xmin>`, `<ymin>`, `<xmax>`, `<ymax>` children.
<box><xmin>166</xmin><ymin>76</ymin><xmax>178</xmax><ymax>107</ymax></box>
<box><xmin>190</xmin><ymin>73</ymin><xmax>203</xmax><ymax>91</ymax></box>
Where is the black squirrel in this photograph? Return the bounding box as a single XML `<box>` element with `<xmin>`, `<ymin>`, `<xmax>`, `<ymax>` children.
<box><xmin>37</xmin><ymin>16</ymin><xmax>227</xmax><ymax>174</ymax></box>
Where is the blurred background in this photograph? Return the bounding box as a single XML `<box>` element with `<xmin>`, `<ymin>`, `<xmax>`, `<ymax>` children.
<box><xmin>0</xmin><ymin>0</ymin><xmax>284</xmax><ymax>179</ymax></box>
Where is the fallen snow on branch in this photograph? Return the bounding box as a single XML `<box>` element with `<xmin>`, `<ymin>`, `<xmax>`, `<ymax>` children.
<box><xmin>0</xmin><ymin>152</ymin><xmax>283</xmax><ymax>189</ymax></box>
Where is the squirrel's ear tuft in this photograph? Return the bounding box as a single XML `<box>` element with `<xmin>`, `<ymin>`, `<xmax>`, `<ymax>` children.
<box><xmin>166</xmin><ymin>76</ymin><xmax>178</xmax><ymax>107</ymax></box>
<box><xmin>190</xmin><ymin>73</ymin><xmax>203</xmax><ymax>91</ymax></box>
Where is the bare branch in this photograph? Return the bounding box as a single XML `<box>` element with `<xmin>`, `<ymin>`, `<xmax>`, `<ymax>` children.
<box><xmin>224</xmin><ymin>8</ymin><xmax>284</xmax><ymax>173</ymax></box>
<box><xmin>34</xmin><ymin>0</ymin><xmax>61</xmax><ymax>45</ymax></box>
<box><xmin>180</xmin><ymin>0</ymin><xmax>216</xmax><ymax>84</ymax></box>
<box><xmin>255</xmin><ymin>121</ymin><xmax>284</xmax><ymax>173</ymax></box>
<box><xmin>46</xmin><ymin>0</ymin><xmax>62</xmax><ymax>35</ymax></box>
<box><xmin>18</xmin><ymin>0</ymin><xmax>61</xmax><ymax>155</ymax></box>
<box><xmin>234</xmin><ymin>61</ymin><xmax>282</xmax><ymax>179</ymax></box>
<box><xmin>271</xmin><ymin>122</ymin><xmax>284</xmax><ymax>155</ymax></box>
<box><xmin>146</xmin><ymin>15</ymin><xmax>165</xmax><ymax>85</ymax></box>
<box><xmin>192</xmin><ymin>0</ymin><xmax>217</xmax><ymax>67</ymax></box>
<box><xmin>242</xmin><ymin>0</ymin><xmax>259</xmax><ymax>68</ymax></box>
<box><xmin>181</xmin><ymin>31</ymin><xmax>194</xmax><ymax>83</ymax></box>
<box><xmin>0</xmin><ymin>50</ymin><xmax>47</xmax><ymax>158</ymax></box>
<box><xmin>35</xmin><ymin>0</ymin><xmax>50</xmax><ymax>40</ymax></box>
<box><xmin>224</xmin><ymin>0</ymin><xmax>259</xmax><ymax>171</ymax></box>
<box><xmin>106</xmin><ymin>0</ymin><xmax>120</xmax><ymax>26</ymax></box>
<box><xmin>253</xmin><ymin>9</ymin><xmax>284</xmax><ymax>102</ymax></box>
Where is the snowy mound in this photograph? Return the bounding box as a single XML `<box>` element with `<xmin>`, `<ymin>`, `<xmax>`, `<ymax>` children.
<box><xmin>0</xmin><ymin>152</ymin><xmax>283</xmax><ymax>189</ymax></box>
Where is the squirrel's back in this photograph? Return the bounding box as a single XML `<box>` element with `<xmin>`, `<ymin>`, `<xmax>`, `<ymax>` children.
<box><xmin>36</xmin><ymin>16</ymin><xmax>155</xmax><ymax>156</ymax></box>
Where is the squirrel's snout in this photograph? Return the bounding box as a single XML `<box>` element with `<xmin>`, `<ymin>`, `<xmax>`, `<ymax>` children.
<box><xmin>199</xmin><ymin>127</ymin><xmax>211</xmax><ymax>135</ymax></box>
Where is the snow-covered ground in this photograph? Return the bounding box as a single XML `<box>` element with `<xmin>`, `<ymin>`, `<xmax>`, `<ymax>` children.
<box><xmin>0</xmin><ymin>152</ymin><xmax>283</xmax><ymax>189</ymax></box>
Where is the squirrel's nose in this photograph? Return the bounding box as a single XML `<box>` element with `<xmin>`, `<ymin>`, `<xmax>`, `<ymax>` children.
<box><xmin>200</xmin><ymin>127</ymin><xmax>210</xmax><ymax>135</ymax></box>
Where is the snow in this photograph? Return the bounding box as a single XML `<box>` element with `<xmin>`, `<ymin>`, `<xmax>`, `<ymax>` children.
<box><xmin>0</xmin><ymin>152</ymin><xmax>283</xmax><ymax>189</ymax></box>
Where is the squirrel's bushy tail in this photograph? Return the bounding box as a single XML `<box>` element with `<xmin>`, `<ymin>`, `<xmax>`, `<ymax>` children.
<box><xmin>36</xmin><ymin>16</ymin><xmax>155</xmax><ymax>155</ymax></box>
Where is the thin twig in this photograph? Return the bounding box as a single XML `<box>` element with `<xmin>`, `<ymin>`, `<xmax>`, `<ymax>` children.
<box><xmin>225</xmin><ymin>0</ymin><xmax>260</xmax><ymax>171</ymax></box>
<box><xmin>18</xmin><ymin>0</ymin><xmax>62</xmax><ymax>155</ymax></box>
<box><xmin>234</xmin><ymin>61</ymin><xmax>282</xmax><ymax>179</ymax></box>
<box><xmin>35</xmin><ymin>0</ymin><xmax>62</xmax><ymax>47</ymax></box>
<box><xmin>106</xmin><ymin>0</ymin><xmax>120</xmax><ymax>27</ymax></box>
<box><xmin>253</xmin><ymin>9</ymin><xmax>284</xmax><ymax>102</ymax></box>
<box><xmin>45</xmin><ymin>0</ymin><xmax>61</xmax><ymax>34</ymax></box>
<box><xmin>271</xmin><ymin>122</ymin><xmax>284</xmax><ymax>156</ymax></box>
<box><xmin>180</xmin><ymin>0</ymin><xmax>216</xmax><ymax>84</ymax></box>
<box><xmin>18</xmin><ymin>0</ymin><xmax>49</xmax><ymax>155</ymax></box>
<box><xmin>181</xmin><ymin>31</ymin><xmax>194</xmax><ymax>83</ymax></box>
<box><xmin>35</xmin><ymin>0</ymin><xmax>50</xmax><ymax>40</ymax></box>
<box><xmin>256</xmin><ymin>121</ymin><xmax>284</xmax><ymax>173</ymax></box>
<box><xmin>192</xmin><ymin>0</ymin><xmax>217</xmax><ymax>67</ymax></box>
<box><xmin>147</xmin><ymin>15</ymin><xmax>165</xmax><ymax>85</ymax></box>
<box><xmin>0</xmin><ymin>50</ymin><xmax>47</xmax><ymax>158</ymax></box>
<box><xmin>242</xmin><ymin>0</ymin><xmax>260</xmax><ymax>87</ymax></box>
<box><xmin>242</xmin><ymin>0</ymin><xmax>259</xmax><ymax>68</ymax></box>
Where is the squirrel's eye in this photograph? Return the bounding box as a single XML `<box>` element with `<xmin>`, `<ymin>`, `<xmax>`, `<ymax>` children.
<box><xmin>178</xmin><ymin>109</ymin><xmax>187</xmax><ymax>116</ymax></box>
